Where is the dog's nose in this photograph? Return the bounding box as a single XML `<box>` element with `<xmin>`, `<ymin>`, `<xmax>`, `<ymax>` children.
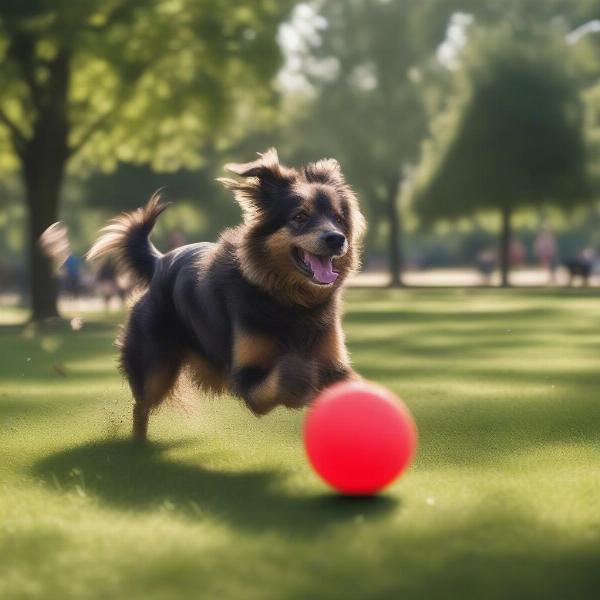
<box><xmin>323</xmin><ymin>232</ymin><xmax>346</xmax><ymax>253</ymax></box>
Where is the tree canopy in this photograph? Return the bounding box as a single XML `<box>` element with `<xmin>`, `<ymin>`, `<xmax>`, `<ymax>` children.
<box><xmin>0</xmin><ymin>0</ymin><xmax>289</xmax><ymax>173</ymax></box>
<box><xmin>279</xmin><ymin>0</ymin><xmax>447</xmax><ymax>284</ymax></box>
<box><xmin>413</xmin><ymin>27</ymin><xmax>588</xmax><ymax>219</ymax></box>
<box><xmin>410</xmin><ymin>25</ymin><xmax>590</xmax><ymax>283</ymax></box>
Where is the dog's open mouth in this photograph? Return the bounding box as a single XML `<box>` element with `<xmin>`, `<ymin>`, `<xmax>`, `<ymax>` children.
<box><xmin>292</xmin><ymin>247</ymin><xmax>339</xmax><ymax>285</ymax></box>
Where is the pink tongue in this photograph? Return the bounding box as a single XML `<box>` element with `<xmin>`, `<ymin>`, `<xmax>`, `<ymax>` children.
<box><xmin>302</xmin><ymin>250</ymin><xmax>338</xmax><ymax>284</ymax></box>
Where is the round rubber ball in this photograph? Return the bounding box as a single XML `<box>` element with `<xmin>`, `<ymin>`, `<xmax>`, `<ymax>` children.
<box><xmin>304</xmin><ymin>381</ymin><xmax>417</xmax><ymax>495</ymax></box>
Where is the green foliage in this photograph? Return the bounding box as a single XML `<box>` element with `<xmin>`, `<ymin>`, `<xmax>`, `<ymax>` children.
<box><xmin>283</xmin><ymin>0</ymin><xmax>428</xmax><ymax>201</ymax></box>
<box><xmin>411</xmin><ymin>25</ymin><xmax>590</xmax><ymax>226</ymax></box>
<box><xmin>0</xmin><ymin>0</ymin><xmax>292</xmax><ymax>176</ymax></box>
<box><xmin>62</xmin><ymin>163</ymin><xmax>240</xmax><ymax>252</ymax></box>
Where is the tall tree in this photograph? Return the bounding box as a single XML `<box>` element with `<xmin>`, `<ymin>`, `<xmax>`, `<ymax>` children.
<box><xmin>411</xmin><ymin>26</ymin><xmax>589</xmax><ymax>286</ymax></box>
<box><xmin>279</xmin><ymin>0</ymin><xmax>448</xmax><ymax>286</ymax></box>
<box><xmin>0</xmin><ymin>0</ymin><xmax>290</xmax><ymax>319</ymax></box>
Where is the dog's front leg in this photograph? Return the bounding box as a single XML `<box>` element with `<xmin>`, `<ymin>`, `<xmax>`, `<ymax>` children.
<box><xmin>230</xmin><ymin>332</ymin><xmax>318</xmax><ymax>414</ymax></box>
<box><xmin>232</xmin><ymin>355</ymin><xmax>319</xmax><ymax>415</ymax></box>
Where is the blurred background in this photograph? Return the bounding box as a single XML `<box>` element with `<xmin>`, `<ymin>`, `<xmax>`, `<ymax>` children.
<box><xmin>2</xmin><ymin>0</ymin><xmax>600</xmax><ymax>321</ymax></box>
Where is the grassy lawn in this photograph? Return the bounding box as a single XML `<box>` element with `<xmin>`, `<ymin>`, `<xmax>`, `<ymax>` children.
<box><xmin>1</xmin><ymin>289</ymin><xmax>600</xmax><ymax>599</ymax></box>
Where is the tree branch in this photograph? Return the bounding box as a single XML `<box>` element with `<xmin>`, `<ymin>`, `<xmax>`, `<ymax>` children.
<box><xmin>68</xmin><ymin>108</ymin><xmax>115</xmax><ymax>157</ymax></box>
<box><xmin>68</xmin><ymin>55</ymin><xmax>152</xmax><ymax>157</ymax></box>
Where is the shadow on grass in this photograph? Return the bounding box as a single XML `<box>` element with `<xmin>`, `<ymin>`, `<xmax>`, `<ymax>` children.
<box><xmin>285</xmin><ymin>505</ymin><xmax>600</xmax><ymax>600</ymax></box>
<box><xmin>33</xmin><ymin>439</ymin><xmax>397</xmax><ymax>536</ymax></box>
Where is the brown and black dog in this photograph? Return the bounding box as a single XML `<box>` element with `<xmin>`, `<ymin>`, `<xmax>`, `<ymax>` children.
<box><xmin>87</xmin><ymin>149</ymin><xmax>366</xmax><ymax>440</ymax></box>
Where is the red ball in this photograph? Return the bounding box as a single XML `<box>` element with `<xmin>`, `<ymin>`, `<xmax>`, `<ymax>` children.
<box><xmin>304</xmin><ymin>381</ymin><xmax>417</xmax><ymax>495</ymax></box>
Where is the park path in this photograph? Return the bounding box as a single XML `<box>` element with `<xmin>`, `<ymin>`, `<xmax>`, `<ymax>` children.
<box><xmin>350</xmin><ymin>267</ymin><xmax>599</xmax><ymax>287</ymax></box>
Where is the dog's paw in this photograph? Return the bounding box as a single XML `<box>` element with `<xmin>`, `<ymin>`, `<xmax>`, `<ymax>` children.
<box><xmin>277</xmin><ymin>355</ymin><xmax>317</xmax><ymax>408</ymax></box>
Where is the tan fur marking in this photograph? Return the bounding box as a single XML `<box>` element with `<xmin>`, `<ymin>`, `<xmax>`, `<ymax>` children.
<box><xmin>249</xmin><ymin>356</ymin><xmax>316</xmax><ymax>411</ymax></box>
<box><xmin>314</xmin><ymin>322</ymin><xmax>350</xmax><ymax>368</ymax></box>
<box><xmin>144</xmin><ymin>366</ymin><xmax>179</xmax><ymax>408</ymax></box>
<box><xmin>234</xmin><ymin>333</ymin><xmax>279</xmax><ymax>368</ymax></box>
<box><xmin>186</xmin><ymin>354</ymin><xmax>227</xmax><ymax>393</ymax></box>
<box><xmin>133</xmin><ymin>365</ymin><xmax>178</xmax><ymax>440</ymax></box>
<box><xmin>292</xmin><ymin>231</ymin><xmax>323</xmax><ymax>253</ymax></box>
<box><xmin>264</xmin><ymin>229</ymin><xmax>294</xmax><ymax>257</ymax></box>
<box><xmin>249</xmin><ymin>367</ymin><xmax>281</xmax><ymax>413</ymax></box>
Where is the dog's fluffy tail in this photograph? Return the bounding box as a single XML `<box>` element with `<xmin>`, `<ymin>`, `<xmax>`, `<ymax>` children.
<box><xmin>87</xmin><ymin>192</ymin><xmax>169</xmax><ymax>286</ymax></box>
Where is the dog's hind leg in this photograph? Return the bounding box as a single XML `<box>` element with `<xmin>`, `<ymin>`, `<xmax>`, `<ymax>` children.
<box><xmin>130</xmin><ymin>360</ymin><xmax>180</xmax><ymax>441</ymax></box>
<box><xmin>120</xmin><ymin>305</ymin><xmax>183</xmax><ymax>441</ymax></box>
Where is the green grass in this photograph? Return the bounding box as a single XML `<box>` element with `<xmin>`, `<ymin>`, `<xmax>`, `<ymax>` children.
<box><xmin>1</xmin><ymin>289</ymin><xmax>600</xmax><ymax>599</ymax></box>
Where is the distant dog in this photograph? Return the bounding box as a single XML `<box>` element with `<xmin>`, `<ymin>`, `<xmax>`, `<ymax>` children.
<box><xmin>565</xmin><ymin>256</ymin><xmax>594</xmax><ymax>286</ymax></box>
<box><xmin>87</xmin><ymin>149</ymin><xmax>366</xmax><ymax>440</ymax></box>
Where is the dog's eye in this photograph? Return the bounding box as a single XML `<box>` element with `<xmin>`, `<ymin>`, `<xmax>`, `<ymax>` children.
<box><xmin>293</xmin><ymin>211</ymin><xmax>308</xmax><ymax>225</ymax></box>
<box><xmin>334</xmin><ymin>214</ymin><xmax>344</xmax><ymax>225</ymax></box>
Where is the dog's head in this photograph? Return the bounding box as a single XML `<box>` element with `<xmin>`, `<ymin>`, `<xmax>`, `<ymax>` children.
<box><xmin>219</xmin><ymin>148</ymin><xmax>366</xmax><ymax>306</ymax></box>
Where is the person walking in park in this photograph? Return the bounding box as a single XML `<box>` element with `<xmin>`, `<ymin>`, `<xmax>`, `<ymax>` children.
<box><xmin>63</xmin><ymin>254</ymin><xmax>83</xmax><ymax>299</ymax></box>
<box><xmin>534</xmin><ymin>227</ymin><xmax>558</xmax><ymax>284</ymax></box>
<box><xmin>96</xmin><ymin>257</ymin><xmax>126</xmax><ymax>310</ymax></box>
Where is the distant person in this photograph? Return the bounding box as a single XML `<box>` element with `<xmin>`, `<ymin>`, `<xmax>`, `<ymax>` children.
<box><xmin>534</xmin><ymin>227</ymin><xmax>558</xmax><ymax>283</ymax></box>
<box><xmin>565</xmin><ymin>248</ymin><xmax>595</xmax><ymax>286</ymax></box>
<box><xmin>476</xmin><ymin>247</ymin><xmax>496</xmax><ymax>285</ymax></box>
<box><xmin>96</xmin><ymin>257</ymin><xmax>126</xmax><ymax>310</ymax></box>
<box><xmin>62</xmin><ymin>254</ymin><xmax>82</xmax><ymax>298</ymax></box>
<box><xmin>509</xmin><ymin>237</ymin><xmax>525</xmax><ymax>267</ymax></box>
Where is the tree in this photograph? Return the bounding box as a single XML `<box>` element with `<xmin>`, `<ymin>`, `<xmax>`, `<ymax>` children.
<box><xmin>411</xmin><ymin>26</ymin><xmax>589</xmax><ymax>286</ymax></box>
<box><xmin>0</xmin><ymin>0</ymin><xmax>291</xmax><ymax>319</ymax></box>
<box><xmin>278</xmin><ymin>0</ymin><xmax>446</xmax><ymax>286</ymax></box>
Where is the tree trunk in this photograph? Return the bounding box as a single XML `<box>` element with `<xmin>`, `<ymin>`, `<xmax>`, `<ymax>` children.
<box><xmin>499</xmin><ymin>205</ymin><xmax>512</xmax><ymax>288</ymax></box>
<box><xmin>386</xmin><ymin>176</ymin><xmax>403</xmax><ymax>287</ymax></box>
<box><xmin>23</xmin><ymin>159</ymin><xmax>66</xmax><ymax>320</ymax></box>
<box><xmin>19</xmin><ymin>47</ymin><xmax>71</xmax><ymax>321</ymax></box>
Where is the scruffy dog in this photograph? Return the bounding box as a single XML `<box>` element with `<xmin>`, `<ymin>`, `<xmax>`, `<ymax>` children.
<box><xmin>87</xmin><ymin>149</ymin><xmax>366</xmax><ymax>440</ymax></box>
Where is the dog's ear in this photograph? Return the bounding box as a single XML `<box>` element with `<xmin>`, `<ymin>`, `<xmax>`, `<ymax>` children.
<box><xmin>303</xmin><ymin>158</ymin><xmax>344</xmax><ymax>186</ymax></box>
<box><xmin>224</xmin><ymin>147</ymin><xmax>284</xmax><ymax>178</ymax></box>
<box><xmin>218</xmin><ymin>148</ymin><xmax>297</xmax><ymax>219</ymax></box>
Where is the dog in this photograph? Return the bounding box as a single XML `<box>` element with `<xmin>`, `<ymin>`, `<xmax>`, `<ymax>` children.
<box><xmin>564</xmin><ymin>249</ymin><xmax>595</xmax><ymax>286</ymax></box>
<box><xmin>87</xmin><ymin>149</ymin><xmax>366</xmax><ymax>440</ymax></box>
